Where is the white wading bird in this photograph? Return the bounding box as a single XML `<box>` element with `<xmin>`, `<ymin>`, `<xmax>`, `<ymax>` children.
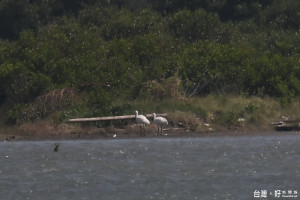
<box><xmin>153</xmin><ymin>113</ymin><xmax>168</xmax><ymax>136</ymax></box>
<box><xmin>135</xmin><ymin>111</ymin><xmax>150</xmax><ymax>136</ymax></box>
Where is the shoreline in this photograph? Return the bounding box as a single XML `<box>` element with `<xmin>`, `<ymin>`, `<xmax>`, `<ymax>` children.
<box><xmin>1</xmin><ymin>125</ymin><xmax>299</xmax><ymax>142</ymax></box>
<box><xmin>2</xmin><ymin>95</ymin><xmax>300</xmax><ymax>142</ymax></box>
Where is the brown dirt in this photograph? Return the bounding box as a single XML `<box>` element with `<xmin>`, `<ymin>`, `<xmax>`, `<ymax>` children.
<box><xmin>0</xmin><ymin>120</ymin><xmax>297</xmax><ymax>142</ymax></box>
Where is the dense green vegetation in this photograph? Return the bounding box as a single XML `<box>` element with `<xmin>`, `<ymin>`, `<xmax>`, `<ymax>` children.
<box><xmin>0</xmin><ymin>0</ymin><xmax>300</xmax><ymax>125</ymax></box>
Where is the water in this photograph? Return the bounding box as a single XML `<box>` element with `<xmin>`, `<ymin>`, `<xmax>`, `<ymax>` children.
<box><xmin>0</xmin><ymin>133</ymin><xmax>300</xmax><ymax>200</ymax></box>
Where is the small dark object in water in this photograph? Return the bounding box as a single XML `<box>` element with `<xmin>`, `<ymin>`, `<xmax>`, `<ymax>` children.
<box><xmin>54</xmin><ymin>143</ymin><xmax>60</xmax><ymax>152</ymax></box>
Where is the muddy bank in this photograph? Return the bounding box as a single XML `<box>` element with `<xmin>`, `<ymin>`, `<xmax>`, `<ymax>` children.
<box><xmin>0</xmin><ymin>121</ymin><xmax>297</xmax><ymax>142</ymax></box>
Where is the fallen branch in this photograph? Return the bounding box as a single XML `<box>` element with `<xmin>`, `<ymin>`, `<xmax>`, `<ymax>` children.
<box><xmin>67</xmin><ymin>113</ymin><xmax>167</xmax><ymax>123</ymax></box>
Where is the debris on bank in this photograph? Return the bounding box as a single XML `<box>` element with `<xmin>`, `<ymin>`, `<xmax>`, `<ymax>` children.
<box><xmin>272</xmin><ymin>119</ymin><xmax>300</xmax><ymax>131</ymax></box>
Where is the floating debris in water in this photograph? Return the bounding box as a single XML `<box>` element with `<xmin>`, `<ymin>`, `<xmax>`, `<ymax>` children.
<box><xmin>54</xmin><ymin>143</ymin><xmax>60</xmax><ymax>152</ymax></box>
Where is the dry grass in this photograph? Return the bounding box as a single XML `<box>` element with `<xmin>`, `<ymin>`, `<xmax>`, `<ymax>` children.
<box><xmin>1</xmin><ymin>95</ymin><xmax>300</xmax><ymax>140</ymax></box>
<box><xmin>130</xmin><ymin>95</ymin><xmax>300</xmax><ymax>132</ymax></box>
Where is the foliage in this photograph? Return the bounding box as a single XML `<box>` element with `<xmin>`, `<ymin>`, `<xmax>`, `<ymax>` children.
<box><xmin>138</xmin><ymin>76</ymin><xmax>182</xmax><ymax>101</ymax></box>
<box><xmin>0</xmin><ymin>0</ymin><xmax>300</xmax><ymax>124</ymax></box>
<box><xmin>167</xmin><ymin>9</ymin><xmax>223</xmax><ymax>42</ymax></box>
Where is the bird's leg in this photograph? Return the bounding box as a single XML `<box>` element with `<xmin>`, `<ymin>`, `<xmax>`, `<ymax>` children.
<box><xmin>157</xmin><ymin>125</ymin><xmax>159</xmax><ymax>136</ymax></box>
<box><xmin>140</xmin><ymin>125</ymin><xmax>142</xmax><ymax>136</ymax></box>
<box><xmin>143</xmin><ymin>124</ymin><xmax>146</xmax><ymax>136</ymax></box>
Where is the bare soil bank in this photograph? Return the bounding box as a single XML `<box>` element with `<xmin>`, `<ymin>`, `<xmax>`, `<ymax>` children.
<box><xmin>0</xmin><ymin>121</ymin><xmax>297</xmax><ymax>142</ymax></box>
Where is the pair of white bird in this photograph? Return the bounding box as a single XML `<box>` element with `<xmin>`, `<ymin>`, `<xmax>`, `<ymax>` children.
<box><xmin>135</xmin><ymin>111</ymin><xmax>168</xmax><ymax>136</ymax></box>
